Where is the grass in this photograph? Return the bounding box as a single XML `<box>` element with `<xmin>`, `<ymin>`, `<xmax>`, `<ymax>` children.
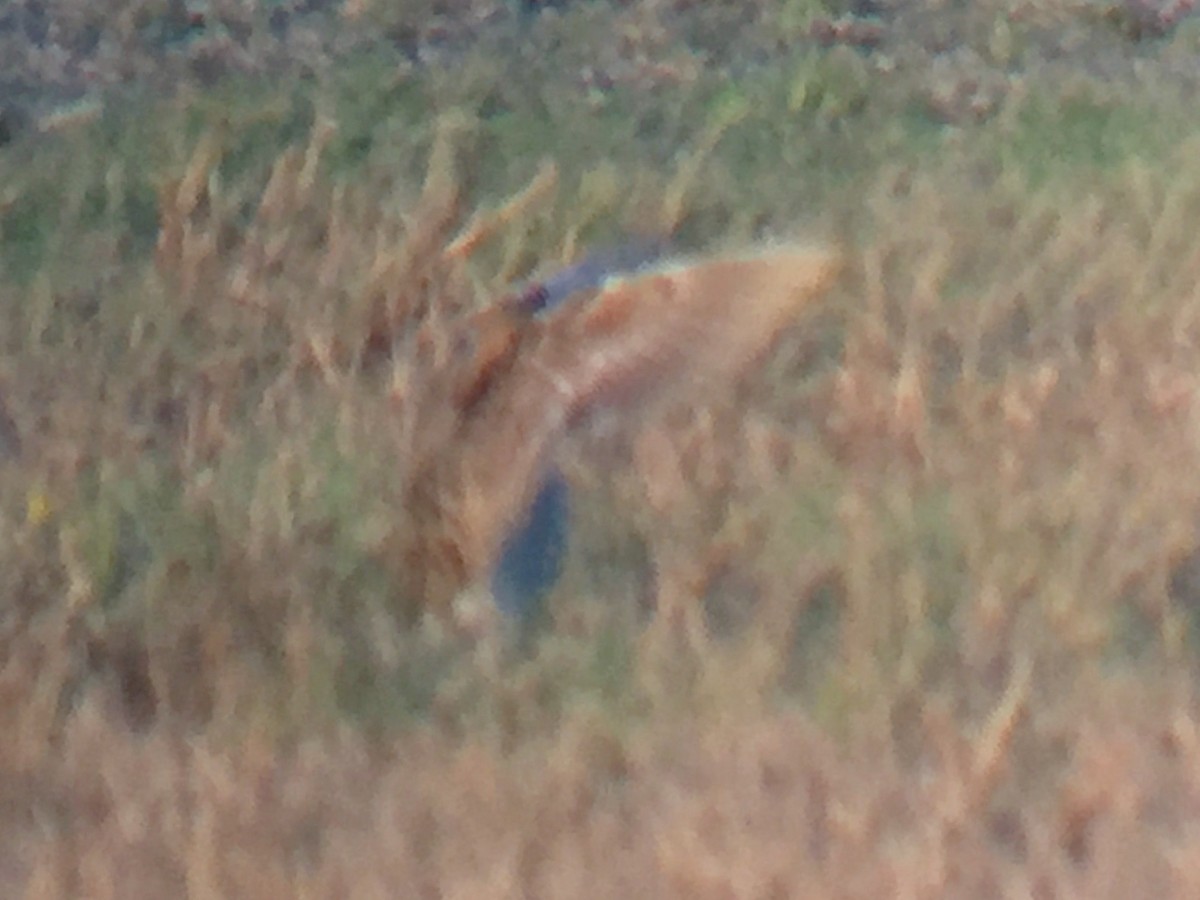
<box><xmin>6</xmin><ymin>0</ymin><xmax>1200</xmax><ymax>895</ymax></box>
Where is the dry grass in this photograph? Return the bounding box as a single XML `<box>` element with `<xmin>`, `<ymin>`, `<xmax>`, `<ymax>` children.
<box><xmin>7</xmin><ymin>670</ymin><xmax>1200</xmax><ymax>898</ymax></box>
<box><xmin>11</xmin><ymin>133</ymin><xmax>1200</xmax><ymax>895</ymax></box>
<box><xmin>6</xmin><ymin>4</ymin><xmax>1200</xmax><ymax>894</ymax></box>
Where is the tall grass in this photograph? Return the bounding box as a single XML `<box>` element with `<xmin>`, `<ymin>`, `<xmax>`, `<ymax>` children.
<box><xmin>6</xmin><ymin>2</ymin><xmax>1200</xmax><ymax>893</ymax></box>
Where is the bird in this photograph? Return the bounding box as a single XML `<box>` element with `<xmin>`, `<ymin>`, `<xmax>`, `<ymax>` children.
<box><xmin>399</xmin><ymin>240</ymin><xmax>844</xmax><ymax>632</ymax></box>
<box><xmin>485</xmin><ymin>241</ymin><xmax>667</xmax><ymax>627</ymax></box>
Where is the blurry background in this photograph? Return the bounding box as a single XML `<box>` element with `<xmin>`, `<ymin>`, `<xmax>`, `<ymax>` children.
<box><xmin>5</xmin><ymin>0</ymin><xmax>1200</xmax><ymax>895</ymax></box>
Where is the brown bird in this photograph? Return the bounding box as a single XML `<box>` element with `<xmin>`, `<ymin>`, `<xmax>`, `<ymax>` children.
<box><xmin>400</xmin><ymin>242</ymin><xmax>844</xmax><ymax>628</ymax></box>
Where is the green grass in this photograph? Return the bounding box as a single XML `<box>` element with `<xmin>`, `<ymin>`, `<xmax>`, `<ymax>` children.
<box><xmin>993</xmin><ymin>82</ymin><xmax>1195</xmax><ymax>185</ymax></box>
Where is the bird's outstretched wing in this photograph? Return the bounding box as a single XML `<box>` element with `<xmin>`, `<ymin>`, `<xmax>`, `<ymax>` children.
<box><xmin>404</xmin><ymin>243</ymin><xmax>843</xmax><ymax>622</ymax></box>
<box><xmin>527</xmin><ymin>244</ymin><xmax>844</xmax><ymax>420</ymax></box>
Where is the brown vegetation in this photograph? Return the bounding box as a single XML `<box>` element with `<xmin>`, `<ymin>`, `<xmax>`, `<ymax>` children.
<box><xmin>8</xmin><ymin>130</ymin><xmax>1200</xmax><ymax>894</ymax></box>
<box><xmin>6</xmin><ymin>2</ymin><xmax>1200</xmax><ymax>895</ymax></box>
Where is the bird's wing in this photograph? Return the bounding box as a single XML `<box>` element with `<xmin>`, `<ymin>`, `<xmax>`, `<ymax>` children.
<box><xmin>529</xmin><ymin>243</ymin><xmax>844</xmax><ymax>419</ymax></box>
<box><xmin>400</xmin><ymin>242</ymin><xmax>843</xmax><ymax>618</ymax></box>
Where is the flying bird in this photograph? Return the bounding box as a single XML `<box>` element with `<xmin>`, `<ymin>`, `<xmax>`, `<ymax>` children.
<box><xmin>401</xmin><ymin>241</ymin><xmax>843</xmax><ymax>630</ymax></box>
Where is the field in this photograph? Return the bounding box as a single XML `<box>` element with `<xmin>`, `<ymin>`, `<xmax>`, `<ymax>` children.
<box><xmin>5</xmin><ymin>0</ymin><xmax>1200</xmax><ymax>895</ymax></box>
